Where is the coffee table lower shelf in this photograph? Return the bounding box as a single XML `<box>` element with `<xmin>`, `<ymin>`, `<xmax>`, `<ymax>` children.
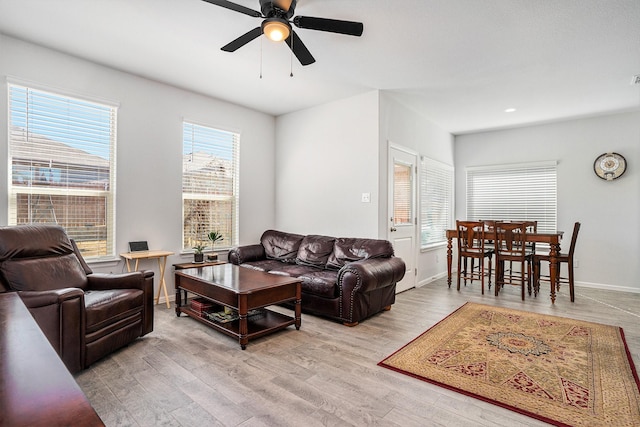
<box><xmin>178</xmin><ymin>306</ymin><xmax>297</xmax><ymax>347</ymax></box>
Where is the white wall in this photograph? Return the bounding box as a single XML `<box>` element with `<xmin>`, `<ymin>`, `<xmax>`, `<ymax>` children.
<box><xmin>274</xmin><ymin>91</ymin><xmax>380</xmax><ymax>237</ymax></box>
<box><xmin>379</xmin><ymin>93</ymin><xmax>456</xmax><ymax>286</ymax></box>
<box><xmin>0</xmin><ymin>35</ymin><xmax>277</xmax><ymax>298</ymax></box>
<box><xmin>455</xmin><ymin>111</ymin><xmax>640</xmax><ymax>292</ymax></box>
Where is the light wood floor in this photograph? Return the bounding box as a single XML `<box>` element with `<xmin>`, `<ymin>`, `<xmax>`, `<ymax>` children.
<box><xmin>75</xmin><ymin>278</ymin><xmax>640</xmax><ymax>426</ymax></box>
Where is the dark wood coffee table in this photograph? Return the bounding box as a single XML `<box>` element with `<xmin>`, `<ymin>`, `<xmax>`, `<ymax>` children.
<box><xmin>174</xmin><ymin>263</ymin><xmax>301</xmax><ymax>349</ymax></box>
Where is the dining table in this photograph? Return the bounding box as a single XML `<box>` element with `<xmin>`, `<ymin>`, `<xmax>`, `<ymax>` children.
<box><xmin>445</xmin><ymin>228</ymin><xmax>564</xmax><ymax>303</ymax></box>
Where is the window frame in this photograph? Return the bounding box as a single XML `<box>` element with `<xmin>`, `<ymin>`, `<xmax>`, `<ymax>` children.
<box><xmin>182</xmin><ymin>121</ymin><xmax>240</xmax><ymax>253</ymax></box>
<box><xmin>7</xmin><ymin>82</ymin><xmax>117</xmax><ymax>261</ymax></box>
<box><xmin>420</xmin><ymin>156</ymin><xmax>454</xmax><ymax>249</ymax></box>
<box><xmin>465</xmin><ymin>160</ymin><xmax>558</xmax><ymax>234</ymax></box>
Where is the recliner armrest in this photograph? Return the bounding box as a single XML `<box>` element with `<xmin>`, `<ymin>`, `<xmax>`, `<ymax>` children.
<box><xmin>18</xmin><ymin>288</ymin><xmax>84</xmax><ymax>308</ymax></box>
<box><xmin>88</xmin><ymin>271</ymin><xmax>154</xmax><ymax>336</ymax></box>
<box><xmin>18</xmin><ymin>288</ymin><xmax>85</xmax><ymax>373</ymax></box>
<box><xmin>338</xmin><ymin>257</ymin><xmax>406</xmax><ymax>294</ymax></box>
<box><xmin>87</xmin><ymin>271</ymin><xmax>151</xmax><ymax>290</ymax></box>
<box><xmin>228</xmin><ymin>244</ymin><xmax>266</xmax><ymax>265</ymax></box>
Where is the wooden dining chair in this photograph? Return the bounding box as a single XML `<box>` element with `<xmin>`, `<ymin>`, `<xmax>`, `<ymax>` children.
<box><xmin>494</xmin><ymin>221</ymin><xmax>535</xmax><ymax>300</ymax></box>
<box><xmin>456</xmin><ymin>220</ymin><xmax>493</xmax><ymax>295</ymax></box>
<box><xmin>534</xmin><ymin>222</ymin><xmax>581</xmax><ymax>302</ymax></box>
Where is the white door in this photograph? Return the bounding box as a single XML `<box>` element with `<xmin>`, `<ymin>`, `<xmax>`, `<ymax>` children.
<box><xmin>388</xmin><ymin>144</ymin><xmax>417</xmax><ymax>292</ymax></box>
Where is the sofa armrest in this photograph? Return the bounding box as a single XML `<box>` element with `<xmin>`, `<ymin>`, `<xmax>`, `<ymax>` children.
<box><xmin>228</xmin><ymin>244</ymin><xmax>266</xmax><ymax>265</ymax></box>
<box><xmin>18</xmin><ymin>289</ymin><xmax>85</xmax><ymax>373</ymax></box>
<box><xmin>338</xmin><ymin>257</ymin><xmax>406</xmax><ymax>294</ymax></box>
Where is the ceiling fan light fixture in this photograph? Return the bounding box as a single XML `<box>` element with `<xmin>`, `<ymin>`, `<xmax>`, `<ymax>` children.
<box><xmin>262</xmin><ymin>18</ymin><xmax>290</xmax><ymax>42</ymax></box>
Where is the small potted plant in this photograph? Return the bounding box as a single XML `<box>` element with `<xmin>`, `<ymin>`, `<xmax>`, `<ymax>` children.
<box><xmin>192</xmin><ymin>243</ymin><xmax>206</xmax><ymax>263</ymax></box>
<box><xmin>207</xmin><ymin>231</ymin><xmax>224</xmax><ymax>261</ymax></box>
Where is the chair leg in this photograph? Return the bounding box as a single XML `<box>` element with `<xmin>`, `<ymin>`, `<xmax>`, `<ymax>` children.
<box><xmin>470</xmin><ymin>258</ymin><xmax>475</xmax><ymax>283</ymax></box>
<box><xmin>532</xmin><ymin>260</ymin><xmax>537</xmax><ymax>296</ymax></box>
<box><xmin>520</xmin><ymin>261</ymin><xmax>525</xmax><ymax>301</ymax></box>
<box><xmin>495</xmin><ymin>260</ymin><xmax>502</xmax><ymax>296</ymax></box>
<box><xmin>568</xmin><ymin>260</ymin><xmax>575</xmax><ymax>302</ymax></box>
<box><xmin>488</xmin><ymin>254</ymin><xmax>493</xmax><ymax>289</ymax></box>
<box><xmin>480</xmin><ymin>256</ymin><xmax>485</xmax><ymax>295</ymax></box>
<box><xmin>457</xmin><ymin>255</ymin><xmax>462</xmax><ymax>291</ymax></box>
<box><xmin>463</xmin><ymin>258</ymin><xmax>468</xmax><ymax>285</ymax></box>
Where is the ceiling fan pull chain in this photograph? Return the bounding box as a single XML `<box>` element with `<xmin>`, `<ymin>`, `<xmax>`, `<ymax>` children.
<box><xmin>290</xmin><ymin>33</ymin><xmax>294</xmax><ymax>77</ymax></box>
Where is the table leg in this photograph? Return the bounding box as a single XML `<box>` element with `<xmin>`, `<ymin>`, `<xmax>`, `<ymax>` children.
<box><xmin>294</xmin><ymin>283</ymin><xmax>301</xmax><ymax>330</ymax></box>
<box><xmin>447</xmin><ymin>236</ymin><xmax>453</xmax><ymax>288</ymax></box>
<box><xmin>124</xmin><ymin>259</ymin><xmax>132</xmax><ymax>272</ymax></box>
<box><xmin>155</xmin><ymin>256</ymin><xmax>171</xmax><ymax>308</ymax></box>
<box><xmin>175</xmin><ymin>277</ymin><xmax>182</xmax><ymax>317</ymax></box>
<box><xmin>238</xmin><ymin>295</ymin><xmax>248</xmax><ymax>350</ymax></box>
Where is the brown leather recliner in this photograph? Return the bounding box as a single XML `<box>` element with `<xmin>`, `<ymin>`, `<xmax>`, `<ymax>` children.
<box><xmin>0</xmin><ymin>224</ymin><xmax>154</xmax><ymax>373</ymax></box>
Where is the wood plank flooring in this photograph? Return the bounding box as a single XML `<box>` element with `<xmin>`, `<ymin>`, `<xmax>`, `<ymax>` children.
<box><xmin>75</xmin><ymin>278</ymin><xmax>640</xmax><ymax>426</ymax></box>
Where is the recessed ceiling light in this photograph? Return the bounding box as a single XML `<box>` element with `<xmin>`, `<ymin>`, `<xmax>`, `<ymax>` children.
<box><xmin>504</xmin><ymin>108</ymin><xmax>517</xmax><ymax>113</ymax></box>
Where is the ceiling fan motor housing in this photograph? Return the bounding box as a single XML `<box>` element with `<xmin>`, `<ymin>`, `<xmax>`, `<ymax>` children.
<box><xmin>260</xmin><ymin>0</ymin><xmax>297</xmax><ymax>19</ymax></box>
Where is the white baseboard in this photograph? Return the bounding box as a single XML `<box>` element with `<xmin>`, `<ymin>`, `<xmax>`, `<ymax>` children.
<box><xmin>417</xmin><ymin>271</ymin><xmax>450</xmax><ymax>287</ymax></box>
<box><xmin>574</xmin><ymin>281</ymin><xmax>640</xmax><ymax>294</ymax></box>
<box><xmin>416</xmin><ymin>269</ymin><xmax>640</xmax><ymax>294</ymax></box>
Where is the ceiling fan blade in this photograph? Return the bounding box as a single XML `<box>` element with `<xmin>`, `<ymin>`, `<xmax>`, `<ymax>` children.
<box><xmin>201</xmin><ymin>0</ymin><xmax>262</xmax><ymax>18</ymax></box>
<box><xmin>221</xmin><ymin>27</ymin><xmax>263</xmax><ymax>52</ymax></box>
<box><xmin>284</xmin><ymin>30</ymin><xmax>315</xmax><ymax>66</ymax></box>
<box><xmin>293</xmin><ymin>16</ymin><xmax>363</xmax><ymax>36</ymax></box>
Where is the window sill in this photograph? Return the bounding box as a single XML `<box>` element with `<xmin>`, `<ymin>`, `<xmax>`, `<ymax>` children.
<box><xmin>420</xmin><ymin>241</ymin><xmax>448</xmax><ymax>253</ymax></box>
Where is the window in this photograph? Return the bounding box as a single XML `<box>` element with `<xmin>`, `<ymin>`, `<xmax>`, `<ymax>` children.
<box><xmin>182</xmin><ymin>122</ymin><xmax>239</xmax><ymax>251</ymax></box>
<box><xmin>8</xmin><ymin>83</ymin><xmax>117</xmax><ymax>259</ymax></box>
<box><xmin>393</xmin><ymin>162</ymin><xmax>413</xmax><ymax>226</ymax></box>
<box><xmin>420</xmin><ymin>157</ymin><xmax>454</xmax><ymax>248</ymax></box>
<box><xmin>466</xmin><ymin>161</ymin><xmax>557</xmax><ymax>233</ymax></box>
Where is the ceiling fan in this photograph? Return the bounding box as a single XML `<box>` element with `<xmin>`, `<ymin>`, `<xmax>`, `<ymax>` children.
<box><xmin>201</xmin><ymin>0</ymin><xmax>364</xmax><ymax>66</ymax></box>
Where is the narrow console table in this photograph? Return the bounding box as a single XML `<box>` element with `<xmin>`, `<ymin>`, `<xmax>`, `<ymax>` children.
<box><xmin>120</xmin><ymin>250</ymin><xmax>174</xmax><ymax>308</ymax></box>
<box><xmin>0</xmin><ymin>292</ymin><xmax>104</xmax><ymax>426</ymax></box>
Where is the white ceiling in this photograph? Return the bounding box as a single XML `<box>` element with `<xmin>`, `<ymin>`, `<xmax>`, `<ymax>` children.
<box><xmin>1</xmin><ymin>0</ymin><xmax>639</xmax><ymax>134</ymax></box>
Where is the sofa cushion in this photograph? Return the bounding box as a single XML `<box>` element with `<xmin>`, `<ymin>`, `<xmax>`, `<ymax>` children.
<box><xmin>240</xmin><ymin>260</ymin><xmax>286</xmax><ymax>272</ymax></box>
<box><xmin>268</xmin><ymin>264</ymin><xmax>321</xmax><ymax>277</ymax></box>
<box><xmin>326</xmin><ymin>238</ymin><xmax>394</xmax><ymax>270</ymax></box>
<box><xmin>296</xmin><ymin>235</ymin><xmax>335</xmax><ymax>268</ymax></box>
<box><xmin>298</xmin><ymin>270</ymin><xmax>338</xmax><ymax>299</ymax></box>
<box><xmin>261</xmin><ymin>230</ymin><xmax>304</xmax><ymax>263</ymax></box>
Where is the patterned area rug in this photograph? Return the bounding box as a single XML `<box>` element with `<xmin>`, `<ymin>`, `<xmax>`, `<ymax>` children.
<box><xmin>379</xmin><ymin>303</ymin><xmax>640</xmax><ymax>426</ymax></box>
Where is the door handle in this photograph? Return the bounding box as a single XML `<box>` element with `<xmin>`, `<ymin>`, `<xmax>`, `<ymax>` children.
<box><xmin>390</xmin><ymin>227</ymin><xmax>397</xmax><ymax>232</ymax></box>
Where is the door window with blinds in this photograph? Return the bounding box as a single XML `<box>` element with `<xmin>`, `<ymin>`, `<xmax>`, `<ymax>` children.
<box><xmin>420</xmin><ymin>157</ymin><xmax>454</xmax><ymax>248</ymax></box>
<box><xmin>7</xmin><ymin>83</ymin><xmax>117</xmax><ymax>259</ymax></box>
<box><xmin>182</xmin><ymin>122</ymin><xmax>239</xmax><ymax>251</ymax></box>
<box><xmin>393</xmin><ymin>162</ymin><xmax>413</xmax><ymax>226</ymax></box>
<box><xmin>466</xmin><ymin>161</ymin><xmax>557</xmax><ymax>233</ymax></box>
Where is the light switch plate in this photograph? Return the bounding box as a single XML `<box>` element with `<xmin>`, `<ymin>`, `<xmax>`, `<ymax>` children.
<box><xmin>361</xmin><ymin>192</ymin><xmax>371</xmax><ymax>203</ymax></box>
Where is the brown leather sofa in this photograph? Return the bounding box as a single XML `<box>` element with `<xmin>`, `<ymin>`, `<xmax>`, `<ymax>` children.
<box><xmin>0</xmin><ymin>224</ymin><xmax>154</xmax><ymax>373</ymax></box>
<box><xmin>229</xmin><ymin>230</ymin><xmax>405</xmax><ymax>325</ymax></box>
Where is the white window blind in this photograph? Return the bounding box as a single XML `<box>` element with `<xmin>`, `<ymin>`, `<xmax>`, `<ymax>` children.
<box><xmin>182</xmin><ymin>122</ymin><xmax>239</xmax><ymax>251</ymax></box>
<box><xmin>420</xmin><ymin>157</ymin><xmax>454</xmax><ymax>248</ymax></box>
<box><xmin>393</xmin><ymin>162</ymin><xmax>413</xmax><ymax>226</ymax></box>
<box><xmin>8</xmin><ymin>83</ymin><xmax>117</xmax><ymax>259</ymax></box>
<box><xmin>466</xmin><ymin>161</ymin><xmax>557</xmax><ymax>233</ymax></box>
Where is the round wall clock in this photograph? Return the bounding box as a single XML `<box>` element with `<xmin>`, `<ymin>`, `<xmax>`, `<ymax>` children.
<box><xmin>593</xmin><ymin>152</ymin><xmax>627</xmax><ymax>181</ymax></box>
